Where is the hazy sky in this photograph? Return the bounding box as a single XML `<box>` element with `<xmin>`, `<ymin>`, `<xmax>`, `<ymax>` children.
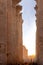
<box><xmin>20</xmin><ymin>0</ymin><xmax>36</xmax><ymax>55</ymax></box>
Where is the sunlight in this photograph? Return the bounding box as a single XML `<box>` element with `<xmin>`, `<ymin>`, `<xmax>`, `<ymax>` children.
<box><xmin>28</xmin><ymin>55</ymin><xmax>36</xmax><ymax>62</ymax></box>
<box><xmin>28</xmin><ymin>23</ymin><xmax>36</xmax><ymax>56</ymax></box>
<box><xmin>21</xmin><ymin>0</ymin><xmax>36</xmax><ymax>58</ymax></box>
<box><xmin>28</xmin><ymin>46</ymin><xmax>36</xmax><ymax>56</ymax></box>
<box><xmin>23</xmin><ymin>22</ymin><xmax>36</xmax><ymax>57</ymax></box>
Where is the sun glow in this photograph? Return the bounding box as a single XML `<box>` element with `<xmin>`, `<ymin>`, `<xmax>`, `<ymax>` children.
<box><xmin>21</xmin><ymin>0</ymin><xmax>36</xmax><ymax>57</ymax></box>
<box><xmin>23</xmin><ymin>22</ymin><xmax>36</xmax><ymax>56</ymax></box>
<box><xmin>28</xmin><ymin>55</ymin><xmax>36</xmax><ymax>62</ymax></box>
<box><xmin>28</xmin><ymin>44</ymin><xmax>36</xmax><ymax>56</ymax></box>
<box><xmin>28</xmin><ymin>45</ymin><xmax>36</xmax><ymax>56</ymax></box>
<box><xmin>28</xmin><ymin>24</ymin><xmax>36</xmax><ymax>56</ymax></box>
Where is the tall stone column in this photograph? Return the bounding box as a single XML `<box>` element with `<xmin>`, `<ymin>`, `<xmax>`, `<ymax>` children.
<box><xmin>16</xmin><ymin>5</ymin><xmax>23</xmax><ymax>63</ymax></box>
<box><xmin>19</xmin><ymin>13</ymin><xmax>23</xmax><ymax>63</ymax></box>
<box><xmin>7</xmin><ymin>0</ymin><xmax>15</xmax><ymax>64</ymax></box>
<box><xmin>0</xmin><ymin>0</ymin><xmax>7</xmax><ymax>64</ymax></box>
<box><xmin>7</xmin><ymin>0</ymin><xmax>22</xmax><ymax>64</ymax></box>
<box><xmin>0</xmin><ymin>0</ymin><xmax>23</xmax><ymax>64</ymax></box>
<box><xmin>35</xmin><ymin>0</ymin><xmax>43</xmax><ymax>65</ymax></box>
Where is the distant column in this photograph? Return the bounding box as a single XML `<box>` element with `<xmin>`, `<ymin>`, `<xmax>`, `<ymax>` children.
<box><xmin>16</xmin><ymin>5</ymin><xmax>23</xmax><ymax>63</ymax></box>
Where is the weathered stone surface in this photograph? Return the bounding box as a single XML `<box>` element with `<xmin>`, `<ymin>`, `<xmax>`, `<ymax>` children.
<box><xmin>23</xmin><ymin>46</ymin><xmax>28</xmax><ymax>62</ymax></box>
<box><xmin>35</xmin><ymin>0</ymin><xmax>43</xmax><ymax>65</ymax></box>
<box><xmin>0</xmin><ymin>0</ymin><xmax>23</xmax><ymax>64</ymax></box>
<box><xmin>0</xmin><ymin>0</ymin><xmax>7</xmax><ymax>64</ymax></box>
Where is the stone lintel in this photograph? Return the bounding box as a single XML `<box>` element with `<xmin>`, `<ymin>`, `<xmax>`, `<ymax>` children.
<box><xmin>12</xmin><ymin>0</ymin><xmax>21</xmax><ymax>5</ymax></box>
<box><xmin>16</xmin><ymin>5</ymin><xmax>22</xmax><ymax>13</ymax></box>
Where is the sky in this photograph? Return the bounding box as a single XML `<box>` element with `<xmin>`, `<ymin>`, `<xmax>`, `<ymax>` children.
<box><xmin>20</xmin><ymin>0</ymin><xmax>36</xmax><ymax>56</ymax></box>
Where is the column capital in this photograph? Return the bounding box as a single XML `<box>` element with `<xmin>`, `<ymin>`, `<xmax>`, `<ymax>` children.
<box><xmin>16</xmin><ymin>5</ymin><xmax>22</xmax><ymax>13</ymax></box>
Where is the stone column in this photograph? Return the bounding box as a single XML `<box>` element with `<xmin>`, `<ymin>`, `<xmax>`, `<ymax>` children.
<box><xmin>6</xmin><ymin>0</ymin><xmax>14</xmax><ymax>64</ymax></box>
<box><xmin>0</xmin><ymin>0</ymin><xmax>7</xmax><ymax>64</ymax></box>
<box><xmin>16</xmin><ymin>5</ymin><xmax>23</xmax><ymax>63</ymax></box>
<box><xmin>7</xmin><ymin>0</ymin><xmax>22</xmax><ymax>64</ymax></box>
<box><xmin>0</xmin><ymin>0</ymin><xmax>22</xmax><ymax>64</ymax></box>
<box><xmin>35</xmin><ymin>0</ymin><xmax>43</xmax><ymax>65</ymax></box>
